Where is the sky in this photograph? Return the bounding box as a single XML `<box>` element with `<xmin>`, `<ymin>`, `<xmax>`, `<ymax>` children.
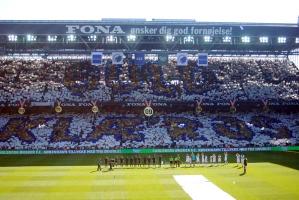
<box><xmin>0</xmin><ymin>0</ymin><xmax>298</xmax><ymax>23</ymax></box>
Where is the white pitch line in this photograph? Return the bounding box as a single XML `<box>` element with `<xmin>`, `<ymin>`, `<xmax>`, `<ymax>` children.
<box><xmin>173</xmin><ymin>175</ymin><xmax>236</xmax><ymax>200</ymax></box>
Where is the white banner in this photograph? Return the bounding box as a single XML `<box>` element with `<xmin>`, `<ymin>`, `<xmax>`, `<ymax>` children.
<box><xmin>177</xmin><ymin>53</ymin><xmax>188</xmax><ymax>66</ymax></box>
<box><xmin>112</xmin><ymin>52</ymin><xmax>124</xmax><ymax>65</ymax></box>
<box><xmin>30</xmin><ymin>102</ymin><xmax>54</xmax><ymax>106</ymax></box>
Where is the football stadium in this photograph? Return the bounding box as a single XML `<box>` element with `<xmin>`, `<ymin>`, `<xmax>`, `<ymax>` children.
<box><xmin>0</xmin><ymin>18</ymin><xmax>299</xmax><ymax>200</ymax></box>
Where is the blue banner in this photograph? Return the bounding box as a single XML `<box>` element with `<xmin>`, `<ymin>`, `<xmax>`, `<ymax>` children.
<box><xmin>91</xmin><ymin>52</ymin><xmax>103</xmax><ymax>66</ymax></box>
<box><xmin>134</xmin><ymin>53</ymin><xmax>145</xmax><ymax>65</ymax></box>
<box><xmin>197</xmin><ymin>53</ymin><xmax>208</xmax><ymax>66</ymax></box>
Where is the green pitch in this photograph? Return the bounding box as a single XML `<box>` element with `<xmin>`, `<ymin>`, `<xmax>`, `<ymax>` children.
<box><xmin>0</xmin><ymin>151</ymin><xmax>299</xmax><ymax>200</ymax></box>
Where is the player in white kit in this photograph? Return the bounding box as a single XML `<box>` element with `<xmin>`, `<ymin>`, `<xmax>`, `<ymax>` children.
<box><xmin>201</xmin><ymin>153</ymin><xmax>205</xmax><ymax>165</ymax></box>
<box><xmin>218</xmin><ymin>154</ymin><xmax>222</xmax><ymax>163</ymax></box>
<box><xmin>212</xmin><ymin>154</ymin><xmax>217</xmax><ymax>163</ymax></box>
<box><xmin>224</xmin><ymin>152</ymin><xmax>228</xmax><ymax>164</ymax></box>
<box><xmin>236</xmin><ymin>153</ymin><xmax>240</xmax><ymax>166</ymax></box>
<box><xmin>241</xmin><ymin>154</ymin><xmax>245</xmax><ymax>166</ymax></box>
<box><xmin>196</xmin><ymin>153</ymin><xmax>200</xmax><ymax>166</ymax></box>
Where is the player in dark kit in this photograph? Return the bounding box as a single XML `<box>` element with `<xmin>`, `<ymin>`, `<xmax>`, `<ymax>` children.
<box><xmin>175</xmin><ymin>154</ymin><xmax>181</xmax><ymax>167</ymax></box>
<box><xmin>134</xmin><ymin>155</ymin><xmax>138</xmax><ymax>167</ymax></box>
<box><xmin>130</xmin><ymin>156</ymin><xmax>134</xmax><ymax>167</ymax></box>
<box><xmin>104</xmin><ymin>157</ymin><xmax>108</xmax><ymax>168</ymax></box>
<box><xmin>120</xmin><ymin>156</ymin><xmax>124</xmax><ymax>167</ymax></box>
<box><xmin>137</xmin><ymin>155</ymin><xmax>141</xmax><ymax>167</ymax></box>
<box><xmin>125</xmin><ymin>156</ymin><xmax>129</xmax><ymax>167</ymax></box>
<box><xmin>158</xmin><ymin>155</ymin><xmax>162</xmax><ymax>167</ymax></box>
<box><xmin>97</xmin><ymin>159</ymin><xmax>102</xmax><ymax>171</ymax></box>
<box><xmin>152</xmin><ymin>155</ymin><xmax>156</xmax><ymax>168</ymax></box>
<box><xmin>243</xmin><ymin>158</ymin><xmax>248</xmax><ymax>174</ymax></box>
<box><xmin>147</xmin><ymin>155</ymin><xmax>151</xmax><ymax>168</ymax></box>
<box><xmin>109</xmin><ymin>158</ymin><xmax>115</xmax><ymax>170</ymax></box>
<box><xmin>169</xmin><ymin>156</ymin><xmax>173</xmax><ymax>167</ymax></box>
<box><xmin>143</xmin><ymin>156</ymin><xmax>147</xmax><ymax>167</ymax></box>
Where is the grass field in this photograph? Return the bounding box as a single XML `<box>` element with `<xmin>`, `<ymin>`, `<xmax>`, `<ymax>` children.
<box><xmin>0</xmin><ymin>151</ymin><xmax>299</xmax><ymax>200</ymax></box>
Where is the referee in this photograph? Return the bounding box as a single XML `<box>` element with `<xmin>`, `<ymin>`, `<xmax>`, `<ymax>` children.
<box><xmin>243</xmin><ymin>157</ymin><xmax>248</xmax><ymax>174</ymax></box>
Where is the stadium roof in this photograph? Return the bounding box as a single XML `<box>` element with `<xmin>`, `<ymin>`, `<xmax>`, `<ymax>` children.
<box><xmin>0</xmin><ymin>19</ymin><xmax>298</xmax><ymax>27</ymax></box>
<box><xmin>0</xmin><ymin>20</ymin><xmax>298</xmax><ymax>56</ymax></box>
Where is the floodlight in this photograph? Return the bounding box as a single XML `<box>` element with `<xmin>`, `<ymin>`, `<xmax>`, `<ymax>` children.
<box><xmin>127</xmin><ymin>34</ymin><xmax>136</xmax><ymax>42</ymax></box>
<box><xmin>223</xmin><ymin>36</ymin><xmax>231</xmax><ymax>43</ymax></box>
<box><xmin>183</xmin><ymin>36</ymin><xmax>194</xmax><ymax>44</ymax></box>
<box><xmin>47</xmin><ymin>35</ymin><xmax>57</xmax><ymax>42</ymax></box>
<box><xmin>26</xmin><ymin>34</ymin><xmax>36</xmax><ymax>42</ymax></box>
<box><xmin>67</xmin><ymin>34</ymin><xmax>76</xmax><ymax>42</ymax></box>
<box><xmin>203</xmin><ymin>36</ymin><xmax>212</xmax><ymax>42</ymax></box>
<box><xmin>259</xmin><ymin>36</ymin><xmax>268</xmax><ymax>43</ymax></box>
<box><xmin>8</xmin><ymin>34</ymin><xmax>17</xmax><ymax>42</ymax></box>
<box><xmin>88</xmin><ymin>35</ymin><xmax>97</xmax><ymax>42</ymax></box>
<box><xmin>278</xmin><ymin>37</ymin><xmax>286</xmax><ymax>44</ymax></box>
<box><xmin>106</xmin><ymin>35</ymin><xmax>117</xmax><ymax>43</ymax></box>
<box><xmin>165</xmin><ymin>34</ymin><xmax>175</xmax><ymax>42</ymax></box>
<box><xmin>241</xmin><ymin>36</ymin><xmax>250</xmax><ymax>43</ymax></box>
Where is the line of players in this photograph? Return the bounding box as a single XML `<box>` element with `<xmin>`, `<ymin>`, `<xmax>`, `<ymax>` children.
<box><xmin>182</xmin><ymin>152</ymin><xmax>228</xmax><ymax>167</ymax></box>
<box><xmin>97</xmin><ymin>152</ymin><xmax>229</xmax><ymax>171</ymax></box>
<box><xmin>97</xmin><ymin>155</ymin><xmax>163</xmax><ymax>171</ymax></box>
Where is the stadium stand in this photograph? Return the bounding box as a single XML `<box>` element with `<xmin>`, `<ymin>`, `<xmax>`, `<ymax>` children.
<box><xmin>0</xmin><ymin>20</ymin><xmax>299</xmax><ymax>150</ymax></box>
<box><xmin>0</xmin><ymin>113</ymin><xmax>298</xmax><ymax>149</ymax></box>
<box><xmin>0</xmin><ymin>58</ymin><xmax>298</xmax><ymax>103</ymax></box>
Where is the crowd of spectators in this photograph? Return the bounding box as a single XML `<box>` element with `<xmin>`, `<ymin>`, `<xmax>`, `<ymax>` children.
<box><xmin>0</xmin><ymin>113</ymin><xmax>298</xmax><ymax>150</ymax></box>
<box><xmin>0</xmin><ymin>57</ymin><xmax>298</xmax><ymax>150</ymax></box>
<box><xmin>0</xmin><ymin>57</ymin><xmax>298</xmax><ymax>103</ymax></box>
<box><xmin>0</xmin><ymin>59</ymin><xmax>111</xmax><ymax>103</ymax></box>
